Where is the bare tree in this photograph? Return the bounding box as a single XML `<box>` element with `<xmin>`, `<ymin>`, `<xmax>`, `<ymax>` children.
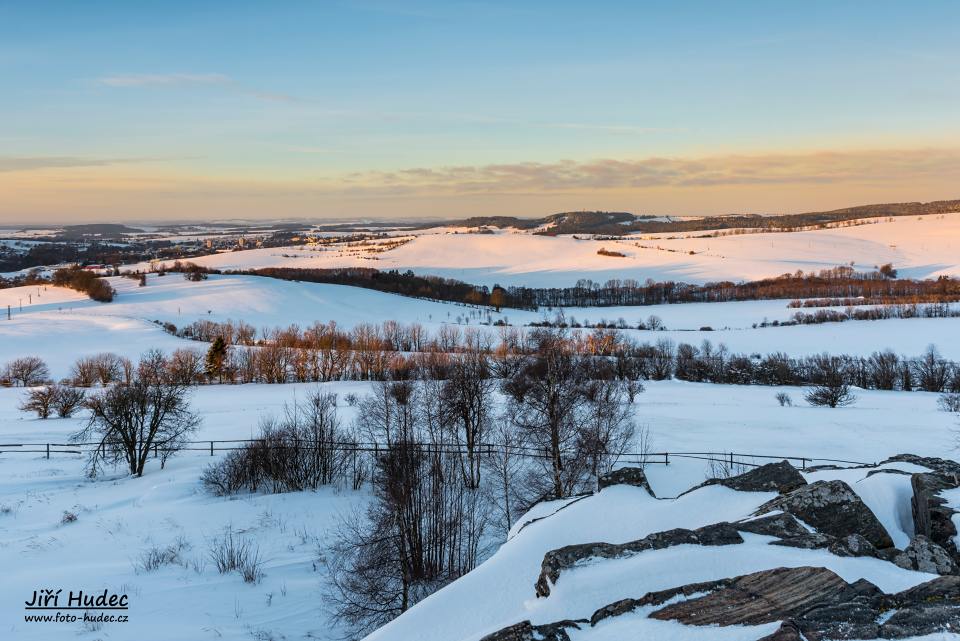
<box><xmin>579</xmin><ymin>376</ymin><xmax>636</xmax><ymax>485</ymax></box>
<box><xmin>805</xmin><ymin>355</ymin><xmax>856</xmax><ymax>408</ymax></box>
<box><xmin>441</xmin><ymin>352</ymin><xmax>493</xmax><ymax>488</ymax></box>
<box><xmin>20</xmin><ymin>385</ymin><xmax>57</xmax><ymax>418</ymax></box>
<box><xmin>52</xmin><ymin>386</ymin><xmax>86</xmax><ymax>418</ymax></box>
<box><xmin>484</xmin><ymin>416</ymin><xmax>525</xmax><ymax>538</ymax></box>
<box><xmin>73</xmin><ymin>378</ymin><xmax>200</xmax><ymax>477</ymax></box>
<box><xmin>4</xmin><ymin>356</ymin><xmax>50</xmax><ymax>387</ymax></box>
<box><xmin>502</xmin><ymin>328</ymin><xmax>586</xmax><ymax>499</ymax></box>
<box><xmin>914</xmin><ymin>345</ymin><xmax>950</xmax><ymax>392</ymax></box>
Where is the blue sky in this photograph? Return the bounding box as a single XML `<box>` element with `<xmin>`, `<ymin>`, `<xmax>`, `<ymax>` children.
<box><xmin>2</xmin><ymin>1</ymin><xmax>959</xmax><ymax>221</ymax></box>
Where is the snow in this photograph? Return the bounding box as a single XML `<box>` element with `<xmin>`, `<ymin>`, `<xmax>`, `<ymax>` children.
<box><xmin>2</xmin><ymin>379</ymin><xmax>951</xmax><ymax>640</ymax></box>
<box><xmin>803</xmin><ymin>465</ymin><xmax>925</xmax><ymax>549</ymax></box>
<box><xmin>126</xmin><ymin>212</ymin><xmax>960</xmax><ymax>288</ymax></box>
<box><xmin>3</xmin><ymin>275</ymin><xmax>960</xmax><ymax>382</ymax></box>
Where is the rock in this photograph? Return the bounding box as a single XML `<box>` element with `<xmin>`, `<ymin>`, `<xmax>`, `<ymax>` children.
<box><xmin>892</xmin><ymin>535</ymin><xmax>959</xmax><ymax>575</ymax></box>
<box><xmin>649</xmin><ymin>566</ymin><xmax>860</xmax><ymax>626</ymax></box>
<box><xmin>479</xmin><ymin>619</ymin><xmax>586</xmax><ymax>641</ymax></box>
<box><xmin>647</xmin><ymin>567</ymin><xmax>960</xmax><ymax>638</ymax></box>
<box><xmin>884</xmin><ymin>453</ymin><xmax>960</xmax><ymax>475</ymax></box>
<box><xmin>534</xmin><ymin>522</ymin><xmax>742</xmax><ymax>597</ymax></box>
<box><xmin>716</xmin><ymin>460</ymin><xmax>807</xmax><ymax>494</ymax></box>
<box><xmin>597</xmin><ymin>467</ymin><xmax>655</xmax><ymax>496</ymax></box>
<box><xmin>682</xmin><ymin>460</ymin><xmax>807</xmax><ymax>497</ymax></box>
<box><xmin>590</xmin><ymin>576</ymin><xmax>732</xmax><ymax>626</ymax></box>
<box><xmin>735</xmin><ymin>512</ymin><xmax>810</xmax><ymax>538</ymax></box>
<box><xmin>910</xmin><ymin>472</ymin><xmax>960</xmax><ymax>560</ymax></box>
<box><xmin>538</xmin><ymin>568</ymin><xmax>960</xmax><ymax>640</ymax></box>
<box><xmin>755</xmin><ymin>621</ymin><xmax>804</xmax><ymax>641</ymax></box>
<box><xmin>755</xmin><ymin>480</ymin><xmax>895</xmax><ymax>549</ymax></box>
<box><xmin>770</xmin><ymin>532</ymin><xmax>835</xmax><ymax>550</ymax></box>
<box><xmin>828</xmin><ymin>533</ymin><xmax>881</xmax><ymax>558</ymax></box>
<box><xmin>766</xmin><ymin>532</ymin><xmax>879</xmax><ymax>561</ymax></box>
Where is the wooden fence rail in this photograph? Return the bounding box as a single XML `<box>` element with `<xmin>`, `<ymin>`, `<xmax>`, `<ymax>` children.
<box><xmin>0</xmin><ymin>439</ymin><xmax>875</xmax><ymax>470</ymax></box>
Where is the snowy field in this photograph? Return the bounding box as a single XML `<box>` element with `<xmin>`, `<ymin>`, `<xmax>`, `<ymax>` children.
<box><xmin>2</xmin><ymin>275</ymin><xmax>959</xmax><ymax>380</ymax></box>
<box><xmin>0</xmin><ymin>380</ymin><xmax>956</xmax><ymax>641</ymax></box>
<box><xmin>128</xmin><ymin>213</ymin><xmax>960</xmax><ymax>287</ymax></box>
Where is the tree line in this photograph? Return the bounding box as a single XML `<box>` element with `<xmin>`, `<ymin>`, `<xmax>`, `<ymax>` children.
<box><xmin>50</xmin><ymin>266</ymin><xmax>115</xmax><ymax>302</ymax></box>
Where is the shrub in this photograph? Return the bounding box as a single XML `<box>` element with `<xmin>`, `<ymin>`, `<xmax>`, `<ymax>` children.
<box><xmin>805</xmin><ymin>383</ymin><xmax>856</xmax><ymax>408</ymax></box>
<box><xmin>775</xmin><ymin>392</ymin><xmax>793</xmax><ymax>407</ymax></box>
<box><xmin>53</xmin><ymin>386</ymin><xmax>86</xmax><ymax>418</ymax></box>
<box><xmin>939</xmin><ymin>393</ymin><xmax>960</xmax><ymax>413</ymax></box>
<box><xmin>61</xmin><ymin>511</ymin><xmax>78</xmax><ymax>525</ymax></box>
<box><xmin>135</xmin><ymin>538</ymin><xmax>190</xmax><ymax>573</ymax></box>
<box><xmin>20</xmin><ymin>385</ymin><xmax>58</xmax><ymax>419</ymax></box>
<box><xmin>208</xmin><ymin>527</ymin><xmax>263</xmax><ymax>584</ymax></box>
<box><xmin>201</xmin><ymin>390</ymin><xmax>351</xmax><ymax>495</ymax></box>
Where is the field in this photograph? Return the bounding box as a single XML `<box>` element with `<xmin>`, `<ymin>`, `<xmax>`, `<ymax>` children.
<box><xmin>0</xmin><ymin>380</ymin><xmax>956</xmax><ymax>641</ymax></box>
<box><xmin>1</xmin><ymin>217</ymin><xmax>959</xmax><ymax>641</ymax></box>
<box><xmin>129</xmin><ymin>213</ymin><xmax>960</xmax><ymax>287</ymax></box>
<box><xmin>3</xmin><ymin>273</ymin><xmax>960</xmax><ymax>381</ymax></box>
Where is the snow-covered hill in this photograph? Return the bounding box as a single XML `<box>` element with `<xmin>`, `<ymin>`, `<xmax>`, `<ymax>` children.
<box><xmin>3</xmin><ymin>274</ymin><xmax>960</xmax><ymax>380</ymax></box>
<box><xmin>130</xmin><ymin>213</ymin><xmax>960</xmax><ymax>287</ymax></box>
<box><xmin>0</xmin><ymin>381</ymin><xmax>956</xmax><ymax>641</ymax></box>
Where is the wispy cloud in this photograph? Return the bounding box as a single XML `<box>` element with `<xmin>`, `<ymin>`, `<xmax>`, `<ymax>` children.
<box><xmin>96</xmin><ymin>72</ymin><xmax>302</xmax><ymax>104</ymax></box>
<box><xmin>336</xmin><ymin>148</ymin><xmax>960</xmax><ymax>196</ymax></box>
<box><xmin>0</xmin><ymin>155</ymin><xmax>162</xmax><ymax>173</ymax></box>
<box><xmin>542</xmin><ymin>123</ymin><xmax>684</xmax><ymax>135</ymax></box>
<box><xmin>97</xmin><ymin>73</ymin><xmax>231</xmax><ymax>88</ymax></box>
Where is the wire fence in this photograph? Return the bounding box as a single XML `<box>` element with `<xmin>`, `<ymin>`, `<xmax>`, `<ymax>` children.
<box><xmin>0</xmin><ymin>439</ymin><xmax>875</xmax><ymax>470</ymax></box>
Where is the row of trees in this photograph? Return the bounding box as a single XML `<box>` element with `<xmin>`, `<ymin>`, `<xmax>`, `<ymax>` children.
<box><xmin>51</xmin><ymin>266</ymin><xmax>115</xmax><ymax>302</ymax></box>
<box><xmin>505</xmin><ymin>269</ymin><xmax>960</xmax><ymax>309</ymax></box>
<box><xmin>166</xmin><ymin>263</ymin><xmax>960</xmax><ymax>313</ymax></box>
<box><xmin>8</xmin><ymin>328</ymin><xmax>960</xmax><ymax>395</ymax></box>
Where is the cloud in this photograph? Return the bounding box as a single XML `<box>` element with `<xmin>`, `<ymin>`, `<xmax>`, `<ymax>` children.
<box><xmin>96</xmin><ymin>72</ymin><xmax>303</xmax><ymax>104</ymax></box>
<box><xmin>336</xmin><ymin>148</ymin><xmax>960</xmax><ymax>196</ymax></box>
<box><xmin>97</xmin><ymin>73</ymin><xmax>231</xmax><ymax>88</ymax></box>
<box><xmin>0</xmin><ymin>156</ymin><xmax>162</xmax><ymax>173</ymax></box>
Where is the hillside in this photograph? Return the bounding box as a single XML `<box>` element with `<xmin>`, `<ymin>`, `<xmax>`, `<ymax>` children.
<box><xmin>130</xmin><ymin>212</ymin><xmax>960</xmax><ymax>288</ymax></box>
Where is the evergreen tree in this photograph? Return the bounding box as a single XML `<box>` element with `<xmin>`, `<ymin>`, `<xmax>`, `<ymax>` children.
<box><xmin>205</xmin><ymin>336</ymin><xmax>227</xmax><ymax>383</ymax></box>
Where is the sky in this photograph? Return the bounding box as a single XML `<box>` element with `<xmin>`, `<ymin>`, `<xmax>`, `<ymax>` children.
<box><xmin>1</xmin><ymin>0</ymin><xmax>960</xmax><ymax>223</ymax></box>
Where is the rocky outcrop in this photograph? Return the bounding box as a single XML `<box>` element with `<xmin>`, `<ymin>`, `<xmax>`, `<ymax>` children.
<box><xmin>490</xmin><ymin>568</ymin><xmax>960</xmax><ymax>640</ymax></box>
<box><xmin>716</xmin><ymin>460</ymin><xmax>807</xmax><ymax>494</ymax></box>
<box><xmin>892</xmin><ymin>535</ymin><xmax>959</xmax><ymax>575</ymax></box>
<box><xmin>735</xmin><ymin>512</ymin><xmax>811</xmax><ymax>538</ymax></box>
<box><xmin>649</xmin><ymin>566</ymin><xmax>862</xmax><ymax>626</ymax></box>
<box><xmin>884</xmin><ymin>453</ymin><xmax>960</xmax><ymax>475</ymax></box>
<box><xmin>683</xmin><ymin>460</ymin><xmax>807</xmax><ymax>497</ymax></box>
<box><xmin>534</xmin><ymin>522</ymin><xmax>743</xmax><ymax>597</ymax></box>
<box><xmin>772</xmin><ymin>532</ymin><xmax>883</xmax><ymax>559</ymax></box>
<box><xmin>597</xmin><ymin>467</ymin><xmax>655</xmax><ymax>496</ymax></box>
<box><xmin>478</xmin><ymin>619</ymin><xmax>586</xmax><ymax>641</ymax></box>
<box><xmin>910</xmin><ymin>471</ymin><xmax>960</xmax><ymax>561</ymax></box>
<box><xmin>755</xmin><ymin>480</ymin><xmax>895</xmax><ymax>549</ymax></box>
<box><xmin>591</xmin><ymin>566</ymin><xmax>960</xmax><ymax>639</ymax></box>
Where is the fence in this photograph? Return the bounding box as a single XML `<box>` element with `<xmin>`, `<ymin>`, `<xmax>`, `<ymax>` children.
<box><xmin>0</xmin><ymin>439</ymin><xmax>875</xmax><ymax>470</ymax></box>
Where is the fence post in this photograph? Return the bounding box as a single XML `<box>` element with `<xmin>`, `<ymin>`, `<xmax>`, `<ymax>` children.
<box><xmin>729</xmin><ymin>452</ymin><xmax>734</xmax><ymax>468</ymax></box>
<box><xmin>664</xmin><ymin>452</ymin><xmax>669</xmax><ymax>465</ymax></box>
<box><xmin>46</xmin><ymin>443</ymin><xmax>50</xmax><ymax>460</ymax></box>
<box><xmin>210</xmin><ymin>441</ymin><xmax>214</xmax><ymax>456</ymax></box>
<box><xmin>154</xmin><ymin>443</ymin><xmax>158</xmax><ymax>458</ymax></box>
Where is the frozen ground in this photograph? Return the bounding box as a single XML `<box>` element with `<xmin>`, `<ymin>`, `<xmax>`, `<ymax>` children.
<box><xmin>0</xmin><ymin>380</ymin><xmax>955</xmax><ymax>641</ymax></box>
<box><xmin>2</xmin><ymin>275</ymin><xmax>959</xmax><ymax>380</ymax></box>
<box><xmin>128</xmin><ymin>213</ymin><xmax>960</xmax><ymax>288</ymax></box>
